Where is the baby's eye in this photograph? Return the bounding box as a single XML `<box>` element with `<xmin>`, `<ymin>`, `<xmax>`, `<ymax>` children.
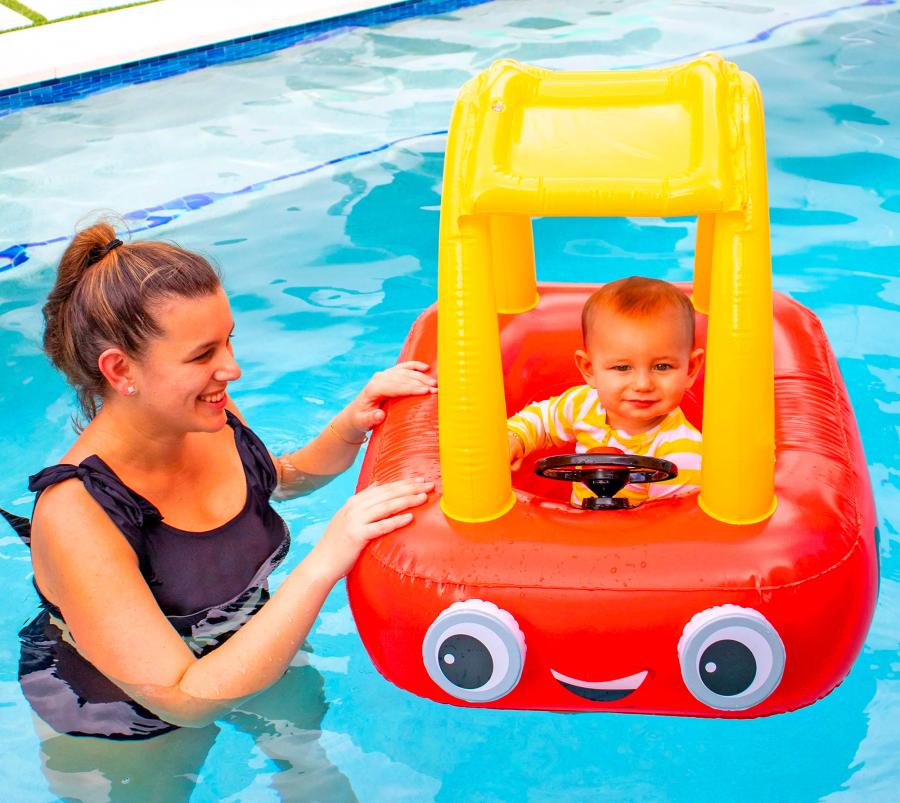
<box><xmin>654</xmin><ymin>363</ymin><xmax>674</xmax><ymax>371</ymax></box>
<box><xmin>611</xmin><ymin>364</ymin><xmax>631</xmax><ymax>372</ymax></box>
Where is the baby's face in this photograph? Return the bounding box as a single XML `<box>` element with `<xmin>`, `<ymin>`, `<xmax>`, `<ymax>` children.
<box><xmin>576</xmin><ymin>307</ymin><xmax>702</xmax><ymax>434</ymax></box>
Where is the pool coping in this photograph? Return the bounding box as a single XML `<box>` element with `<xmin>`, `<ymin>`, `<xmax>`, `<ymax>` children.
<box><xmin>0</xmin><ymin>0</ymin><xmax>492</xmax><ymax>113</ymax></box>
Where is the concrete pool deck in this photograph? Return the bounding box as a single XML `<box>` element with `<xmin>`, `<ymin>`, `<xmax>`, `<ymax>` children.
<box><xmin>0</xmin><ymin>0</ymin><xmax>402</xmax><ymax>92</ymax></box>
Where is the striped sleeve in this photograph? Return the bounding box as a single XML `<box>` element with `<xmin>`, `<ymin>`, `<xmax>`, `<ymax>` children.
<box><xmin>507</xmin><ymin>385</ymin><xmax>588</xmax><ymax>454</ymax></box>
<box><xmin>646</xmin><ymin>415</ymin><xmax>702</xmax><ymax>499</ymax></box>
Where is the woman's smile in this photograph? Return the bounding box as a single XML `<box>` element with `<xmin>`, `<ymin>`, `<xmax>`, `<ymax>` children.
<box><xmin>199</xmin><ymin>389</ymin><xmax>228</xmax><ymax>408</ymax></box>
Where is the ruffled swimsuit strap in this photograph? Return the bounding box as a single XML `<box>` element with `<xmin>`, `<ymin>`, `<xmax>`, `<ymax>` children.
<box><xmin>225</xmin><ymin>409</ymin><xmax>278</xmax><ymax>497</ymax></box>
<box><xmin>27</xmin><ymin>458</ymin><xmax>162</xmax><ymax>574</ymax></box>
<box><xmin>30</xmin><ymin>458</ymin><xmax>162</xmax><ymax>529</ymax></box>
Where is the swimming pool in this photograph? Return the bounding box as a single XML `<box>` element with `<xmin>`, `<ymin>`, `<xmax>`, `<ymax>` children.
<box><xmin>1</xmin><ymin>0</ymin><xmax>898</xmax><ymax>799</ymax></box>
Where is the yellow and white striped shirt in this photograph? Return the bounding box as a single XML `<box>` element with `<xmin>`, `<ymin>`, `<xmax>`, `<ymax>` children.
<box><xmin>507</xmin><ymin>384</ymin><xmax>702</xmax><ymax>506</ymax></box>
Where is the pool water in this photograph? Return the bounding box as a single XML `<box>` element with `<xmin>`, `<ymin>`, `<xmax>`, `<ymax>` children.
<box><xmin>1</xmin><ymin>0</ymin><xmax>898</xmax><ymax>800</ymax></box>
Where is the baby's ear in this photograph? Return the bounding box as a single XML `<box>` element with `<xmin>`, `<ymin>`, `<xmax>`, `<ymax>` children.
<box><xmin>574</xmin><ymin>349</ymin><xmax>596</xmax><ymax>385</ymax></box>
<box><xmin>687</xmin><ymin>347</ymin><xmax>705</xmax><ymax>384</ymax></box>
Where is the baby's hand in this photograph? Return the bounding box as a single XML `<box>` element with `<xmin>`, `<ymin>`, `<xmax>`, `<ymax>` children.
<box><xmin>508</xmin><ymin>431</ymin><xmax>525</xmax><ymax>471</ymax></box>
<box><xmin>347</xmin><ymin>361</ymin><xmax>437</xmax><ymax>435</ymax></box>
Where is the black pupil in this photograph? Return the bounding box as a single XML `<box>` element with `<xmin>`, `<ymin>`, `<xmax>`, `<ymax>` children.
<box><xmin>699</xmin><ymin>639</ymin><xmax>756</xmax><ymax>696</ymax></box>
<box><xmin>438</xmin><ymin>634</ymin><xmax>493</xmax><ymax>690</ymax></box>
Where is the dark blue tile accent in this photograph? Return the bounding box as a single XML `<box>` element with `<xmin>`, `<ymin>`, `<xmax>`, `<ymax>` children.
<box><xmin>0</xmin><ymin>0</ymin><xmax>494</xmax><ymax>117</ymax></box>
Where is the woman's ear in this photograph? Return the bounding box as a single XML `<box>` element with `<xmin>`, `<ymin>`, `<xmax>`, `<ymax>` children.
<box><xmin>686</xmin><ymin>347</ymin><xmax>705</xmax><ymax>387</ymax></box>
<box><xmin>575</xmin><ymin>349</ymin><xmax>596</xmax><ymax>387</ymax></box>
<box><xmin>97</xmin><ymin>348</ymin><xmax>136</xmax><ymax>397</ymax></box>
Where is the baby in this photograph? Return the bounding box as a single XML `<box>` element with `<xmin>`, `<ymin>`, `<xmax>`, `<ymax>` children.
<box><xmin>507</xmin><ymin>276</ymin><xmax>704</xmax><ymax>506</ymax></box>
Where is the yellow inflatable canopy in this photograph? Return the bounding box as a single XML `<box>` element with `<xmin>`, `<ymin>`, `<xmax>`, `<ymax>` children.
<box><xmin>436</xmin><ymin>54</ymin><xmax>776</xmax><ymax>526</ymax></box>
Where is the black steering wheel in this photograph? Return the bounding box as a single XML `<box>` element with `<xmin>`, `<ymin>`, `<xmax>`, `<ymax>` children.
<box><xmin>534</xmin><ymin>453</ymin><xmax>677</xmax><ymax>510</ymax></box>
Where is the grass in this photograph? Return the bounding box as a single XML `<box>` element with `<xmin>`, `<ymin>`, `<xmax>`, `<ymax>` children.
<box><xmin>0</xmin><ymin>1</ymin><xmax>47</xmax><ymax>25</ymax></box>
<box><xmin>0</xmin><ymin>1</ymin><xmax>160</xmax><ymax>33</ymax></box>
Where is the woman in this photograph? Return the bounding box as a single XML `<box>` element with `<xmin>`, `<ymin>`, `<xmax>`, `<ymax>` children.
<box><xmin>15</xmin><ymin>221</ymin><xmax>435</xmax><ymax>740</ymax></box>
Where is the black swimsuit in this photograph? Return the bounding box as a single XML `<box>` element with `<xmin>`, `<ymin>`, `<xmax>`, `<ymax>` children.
<box><xmin>12</xmin><ymin>411</ymin><xmax>290</xmax><ymax>739</ymax></box>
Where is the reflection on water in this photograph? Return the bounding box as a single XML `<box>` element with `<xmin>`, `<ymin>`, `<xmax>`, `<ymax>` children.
<box><xmin>0</xmin><ymin>0</ymin><xmax>897</xmax><ymax>800</ymax></box>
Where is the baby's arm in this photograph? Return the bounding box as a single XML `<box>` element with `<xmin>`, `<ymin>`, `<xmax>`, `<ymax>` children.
<box><xmin>508</xmin><ymin>430</ymin><xmax>527</xmax><ymax>470</ymax></box>
<box><xmin>506</xmin><ymin>387</ymin><xmax>582</xmax><ymax>468</ymax></box>
<box><xmin>647</xmin><ymin>424</ymin><xmax>703</xmax><ymax>500</ymax></box>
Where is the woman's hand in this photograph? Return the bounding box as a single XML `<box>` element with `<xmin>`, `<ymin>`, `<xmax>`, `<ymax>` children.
<box><xmin>339</xmin><ymin>361</ymin><xmax>437</xmax><ymax>441</ymax></box>
<box><xmin>311</xmin><ymin>478</ymin><xmax>434</xmax><ymax>579</ymax></box>
<box><xmin>273</xmin><ymin>364</ymin><xmax>436</xmax><ymax>499</ymax></box>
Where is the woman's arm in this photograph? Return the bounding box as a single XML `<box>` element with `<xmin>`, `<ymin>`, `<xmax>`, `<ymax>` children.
<box><xmin>257</xmin><ymin>361</ymin><xmax>436</xmax><ymax>500</ymax></box>
<box><xmin>31</xmin><ymin>475</ymin><xmax>432</xmax><ymax>728</ymax></box>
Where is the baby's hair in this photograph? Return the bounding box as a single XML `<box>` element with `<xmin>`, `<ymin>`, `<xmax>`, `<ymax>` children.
<box><xmin>43</xmin><ymin>220</ymin><xmax>221</xmax><ymax>423</ymax></box>
<box><xmin>581</xmin><ymin>276</ymin><xmax>695</xmax><ymax>349</ymax></box>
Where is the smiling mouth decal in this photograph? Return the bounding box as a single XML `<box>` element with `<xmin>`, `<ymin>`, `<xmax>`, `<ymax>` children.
<box><xmin>551</xmin><ymin>669</ymin><xmax>649</xmax><ymax>702</ymax></box>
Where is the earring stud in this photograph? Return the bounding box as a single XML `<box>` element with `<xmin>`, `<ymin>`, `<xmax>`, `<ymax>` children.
<box><xmin>127</xmin><ymin>385</ymin><xmax>137</xmax><ymax>396</ymax></box>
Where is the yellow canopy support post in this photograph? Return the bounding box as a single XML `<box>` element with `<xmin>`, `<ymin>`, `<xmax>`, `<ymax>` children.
<box><xmin>489</xmin><ymin>215</ymin><xmax>538</xmax><ymax>314</ymax></box>
<box><xmin>698</xmin><ymin>72</ymin><xmax>777</xmax><ymax>524</ymax></box>
<box><xmin>437</xmin><ymin>55</ymin><xmax>777</xmax><ymax>525</ymax></box>
<box><xmin>692</xmin><ymin>213</ymin><xmax>715</xmax><ymax>316</ymax></box>
<box><xmin>437</xmin><ymin>210</ymin><xmax>516</xmax><ymax>522</ymax></box>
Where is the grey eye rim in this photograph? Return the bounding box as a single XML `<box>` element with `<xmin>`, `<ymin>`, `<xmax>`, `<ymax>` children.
<box><xmin>422</xmin><ymin>599</ymin><xmax>526</xmax><ymax>703</ymax></box>
<box><xmin>678</xmin><ymin>605</ymin><xmax>786</xmax><ymax>711</ymax></box>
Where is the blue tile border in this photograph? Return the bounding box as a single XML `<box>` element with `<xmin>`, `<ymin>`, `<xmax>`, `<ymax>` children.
<box><xmin>0</xmin><ymin>0</ymin><xmax>494</xmax><ymax>117</ymax></box>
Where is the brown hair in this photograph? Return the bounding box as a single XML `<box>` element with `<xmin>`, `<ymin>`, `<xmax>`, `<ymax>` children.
<box><xmin>43</xmin><ymin>221</ymin><xmax>221</xmax><ymax>422</ymax></box>
<box><xmin>581</xmin><ymin>276</ymin><xmax>695</xmax><ymax>349</ymax></box>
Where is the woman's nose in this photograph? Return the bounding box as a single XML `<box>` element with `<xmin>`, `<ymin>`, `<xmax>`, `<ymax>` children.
<box><xmin>214</xmin><ymin>351</ymin><xmax>242</xmax><ymax>382</ymax></box>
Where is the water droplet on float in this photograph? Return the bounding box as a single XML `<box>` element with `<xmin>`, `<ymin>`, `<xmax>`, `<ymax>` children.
<box><xmin>492</xmin><ymin>102</ymin><xmax>504</xmax><ymax>112</ymax></box>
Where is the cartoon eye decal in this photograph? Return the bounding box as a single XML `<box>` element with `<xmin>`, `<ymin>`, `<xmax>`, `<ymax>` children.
<box><xmin>678</xmin><ymin>605</ymin><xmax>785</xmax><ymax>710</ymax></box>
<box><xmin>422</xmin><ymin>599</ymin><xmax>526</xmax><ymax>703</ymax></box>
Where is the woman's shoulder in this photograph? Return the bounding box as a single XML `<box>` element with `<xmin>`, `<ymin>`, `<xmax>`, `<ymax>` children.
<box><xmin>31</xmin><ymin>455</ymin><xmax>135</xmax><ymax>532</ymax></box>
<box><xmin>32</xmin><ymin>470</ymin><xmax>94</xmax><ymax>518</ymax></box>
<box><xmin>31</xmin><ymin>440</ymin><xmax>163</xmax><ymax>542</ymax></box>
<box><xmin>30</xmin><ymin>439</ymin><xmax>95</xmax><ymax>515</ymax></box>
<box><xmin>29</xmin><ymin>477</ymin><xmax>130</xmax><ymax>612</ymax></box>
